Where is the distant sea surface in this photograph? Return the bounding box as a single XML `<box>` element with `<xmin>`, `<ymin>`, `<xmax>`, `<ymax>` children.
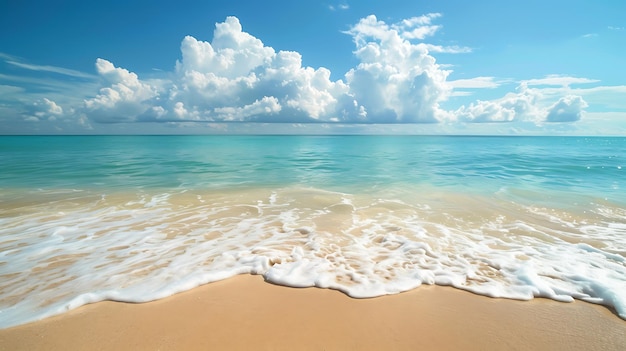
<box><xmin>1</xmin><ymin>135</ymin><xmax>625</xmax><ymax>327</ymax></box>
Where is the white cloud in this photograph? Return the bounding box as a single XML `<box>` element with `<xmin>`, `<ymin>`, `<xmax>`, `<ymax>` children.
<box><xmin>344</xmin><ymin>15</ymin><xmax>452</xmax><ymax>122</ymax></box>
<box><xmin>329</xmin><ymin>3</ymin><xmax>350</xmax><ymax>11</ymax></box>
<box><xmin>11</xmin><ymin>15</ymin><xmax>599</xmax><ymax>131</ymax></box>
<box><xmin>86</xmin><ymin>16</ymin><xmax>356</xmax><ymax>124</ymax></box>
<box><xmin>0</xmin><ymin>84</ymin><xmax>24</xmax><ymax>95</ymax></box>
<box><xmin>0</xmin><ymin>72</ymin><xmax>99</xmax><ymax>102</ymax></box>
<box><xmin>455</xmin><ymin>83</ymin><xmax>589</xmax><ymax>124</ymax></box>
<box><xmin>214</xmin><ymin>96</ymin><xmax>281</xmax><ymax>121</ymax></box>
<box><xmin>393</xmin><ymin>13</ymin><xmax>442</xmax><ymax>40</ymax></box>
<box><xmin>170</xmin><ymin>17</ymin><xmax>354</xmax><ymax>122</ymax></box>
<box><xmin>5</xmin><ymin>60</ymin><xmax>96</xmax><ymax>79</ymax></box>
<box><xmin>84</xmin><ymin>58</ymin><xmax>159</xmax><ymax>122</ymax></box>
<box><xmin>399</xmin><ymin>13</ymin><xmax>442</xmax><ymax>27</ymax></box>
<box><xmin>78</xmin><ymin>16</ymin><xmax>594</xmax><ymax>127</ymax></box>
<box><xmin>41</xmin><ymin>98</ymin><xmax>63</xmax><ymax>115</ymax></box>
<box><xmin>420</xmin><ymin>44</ymin><xmax>472</xmax><ymax>54</ymax></box>
<box><xmin>568</xmin><ymin>85</ymin><xmax>626</xmax><ymax>110</ymax></box>
<box><xmin>456</xmin><ymin>100</ymin><xmax>517</xmax><ymax>122</ymax></box>
<box><xmin>448</xmin><ymin>77</ymin><xmax>500</xmax><ymax>89</ymax></box>
<box><xmin>511</xmin><ymin>82</ymin><xmax>626</xmax><ymax>112</ymax></box>
<box><xmin>581</xmin><ymin>33</ymin><xmax>598</xmax><ymax>39</ymax></box>
<box><xmin>27</xmin><ymin>98</ymin><xmax>64</xmax><ymax>122</ymax></box>
<box><xmin>524</xmin><ymin>75</ymin><xmax>599</xmax><ymax>87</ymax></box>
<box><xmin>571</xmin><ymin>85</ymin><xmax>626</xmax><ymax>94</ymax></box>
<box><xmin>546</xmin><ymin>95</ymin><xmax>588</xmax><ymax>122</ymax></box>
<box><xmin>0</xmin><ymin>52</ymin><xmax>17</xmax><ymax>60</ymax></box>
<box><xmin>177</xmin><ymin>17</ymin><xmax>274</xmax><ymax>79</ymax></box>
<box><xmin>399</xmin><ymin>24</ymin><xmax>441</xmax><ymax>40</ymax></box>
<box><xmin>456</xmin><ymin>85</ymin><xmax>541</xmax><ymax>123</ymax></box>
<box><xmin>448</xmin><ymin>76</ymin><xmax>503</xmax><ymax>97</ymax></box>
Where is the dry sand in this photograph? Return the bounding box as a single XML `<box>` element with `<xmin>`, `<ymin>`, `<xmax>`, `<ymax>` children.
<box><xmin>0</xmin><ymin>274</ymin><xmax>624</xmax><ymax>350</ymax></box>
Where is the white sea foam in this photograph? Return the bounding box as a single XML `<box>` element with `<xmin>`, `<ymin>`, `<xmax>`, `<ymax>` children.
<box><xmin>0</xmin><ymin>186</ymin><xmax>625</xmax><ymax>328</ymax></box>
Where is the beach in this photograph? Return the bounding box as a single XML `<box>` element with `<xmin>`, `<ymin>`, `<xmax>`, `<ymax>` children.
<box><xmin>1</xmin><ymin>274</ymin><xmax>624</xmax><ymax>351</ymax></box>
<box><xmin>3</xmin><ymin>0</ymin><xmax>626</xmax><ymax>345</ymax></box>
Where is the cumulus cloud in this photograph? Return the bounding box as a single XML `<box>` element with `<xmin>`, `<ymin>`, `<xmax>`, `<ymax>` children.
<box><xmin>84</xmin><ymin>58</ymin><xmax>158</xmax><ymax>122</ymax></box>
<box><xmin>86</xmin><ymin>16</ymin><xmax>357</xmax><ymax>124</ymax></box>
<box><xmin>214</xmin><ymin>96</ymin><xmax>282</xmax><ymax>121</ymax></box>
<box><xmin>41</xmin><ymin>98</ymin><xmax>63</xmax><ymax>115</ymax></box>
<box><xmin>176</xmin><ymin>17</ymin><xmax>274</xmax><ymax>79</ymax></box>
<box><xmin>456</xmin><ymin>85</ymin><xmax>540</xmax><ymax>123</ymax></box>
<box><xmin>25</xmin><ymin>98</ymin><xmax>65</xmax><ymax>122</ymax></box>
<box><xmin>344</xmin><ymin>15</ymin><xmax>452</xmax><ymax>122</ymax></box>
<box><xmin>173</xmin><ymin>23</ymin><xmax>355</xmax><ymax>122</ymax></box>
<box><xmin>546</xmin><ymin>95</ymin><xmax>588</xmax><ymax>122</ymax></box>
<box><xmin>76</xmin><ymin>15</ymin><xmax>587</xmax><ymax>127</ymax></box>
<box><xmin>456</xmin><ymin>83</ymin><xmax>588</xmax><ymax>123</ymax></box>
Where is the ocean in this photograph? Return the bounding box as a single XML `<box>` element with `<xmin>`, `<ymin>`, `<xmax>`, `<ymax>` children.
<box><xmin>0</xmin><ymin>135</ymin><xmax>624</xmax><ymax>327</ymax></box>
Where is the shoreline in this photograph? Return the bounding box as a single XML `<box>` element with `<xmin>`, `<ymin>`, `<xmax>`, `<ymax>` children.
<box><xmin>1</xmin><ymin>274</ymin><xmax>624</xmax><ymax>350</ymax></box>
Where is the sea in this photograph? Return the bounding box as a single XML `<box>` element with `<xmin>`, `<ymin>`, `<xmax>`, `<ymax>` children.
<box><xmin>0</xmin><ymin>135</ymin><xmax>625</xmax><ymax>328</ymax></box>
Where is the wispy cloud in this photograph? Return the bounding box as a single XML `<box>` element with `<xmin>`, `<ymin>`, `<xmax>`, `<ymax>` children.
<box><xmin>569</xmin><ymin>85</ymin><xmax>626</xmax><ymax>110</ymax></box>
<box><xmin>422</xmin><ymin>44</ymin><xmax>472</xmax><ymax>54</ymax></box>
<box><xmin>0</xmin><ymin>52</ymin><xmax>19</xmax><ymax>60</ymax></box>
<box><xmin>328</xmin><ymin>3</ymin><xmax>349</xmax><ymax>11</ymax></box>
<box><xmin>448</xmin><ymin>77</ymin><xmax>500</xmax><ymax>89</ymax></box>
<box><xmin>523</xmin><ymin>75</ymin><xmax>599</xmax><ymax>87</ymax></box>
<box><xmin>5</xmin><ymin>60</ymin><xmax>96</xmax><ymax>79</ymax></box>
<box><xmin>448</xmin><ymin>77</ymin><xmax>502</xmax><ymax>97</ymax></box>
<box><xmin>0</xmin><ymin>73</ymin><xmax>98</xmax><ymax>94</ymax></box>
<box><xmin>0</xmin><ymin>84</ymin><xmax>24</xmax><ymax>95</ymax></box>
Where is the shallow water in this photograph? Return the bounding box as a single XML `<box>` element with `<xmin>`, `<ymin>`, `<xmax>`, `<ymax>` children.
<box><xmin>0</xmin><ymin>135</ymin><xmax>624</xmax><ymax>327</ymax></box>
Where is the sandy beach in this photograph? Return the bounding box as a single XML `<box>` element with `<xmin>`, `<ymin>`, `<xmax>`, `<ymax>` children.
<box><xmin>0</xmin><ymin>274</ymin><xmax>624</xmax><ymax>351</ymax></box>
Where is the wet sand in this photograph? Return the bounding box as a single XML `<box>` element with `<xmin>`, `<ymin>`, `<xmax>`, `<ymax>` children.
<box><xmin>0</xmin><ymin>274</ymin><xmax>624</xmax><ymax>350</ymax></box>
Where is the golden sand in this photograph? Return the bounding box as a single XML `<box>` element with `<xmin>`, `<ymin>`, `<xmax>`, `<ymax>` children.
<box><xmin>0</xmin><ymin>274</ymin><xmax>624</xmax><ymax>350</ymax></box>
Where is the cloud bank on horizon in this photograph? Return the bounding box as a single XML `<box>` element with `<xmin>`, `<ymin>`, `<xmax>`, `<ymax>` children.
<box><xmin>1</xmin><ymin>14</ymin><xmax>623</xmax><ymax>134</ymax></box>
<box><xmin>84</xmin><ymin>15</ymin><xmax>587</xmax><ymax>125</ymax></box>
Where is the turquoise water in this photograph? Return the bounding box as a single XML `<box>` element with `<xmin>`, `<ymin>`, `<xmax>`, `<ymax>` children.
<box><xmin>1</xmin><ymin>135</ymin><xmax>625</xmax><ymax>327</ymax></box>
<box><xmin>2</xmin><ymin>135</ymin><xmax>623</xmax><ymax>200</ymax></box>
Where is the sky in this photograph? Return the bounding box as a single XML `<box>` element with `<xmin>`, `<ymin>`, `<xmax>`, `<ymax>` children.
<box><xmin>1</xmin><ymin>0</ymin><xmax>625</xmax><ymax>135</ymax></box>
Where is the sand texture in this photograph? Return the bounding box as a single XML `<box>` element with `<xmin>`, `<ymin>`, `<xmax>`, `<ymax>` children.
<box><xmin>1</xmin><ymin>274</ymin><xmax>624</xmax><ymax>350</ymax></box>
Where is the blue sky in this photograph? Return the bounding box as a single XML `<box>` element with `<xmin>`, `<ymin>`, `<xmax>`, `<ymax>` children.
<box><xmin>1</xmin><ymin>0</ymin><xmax>625</xmax><ymax>135</ymax></box>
